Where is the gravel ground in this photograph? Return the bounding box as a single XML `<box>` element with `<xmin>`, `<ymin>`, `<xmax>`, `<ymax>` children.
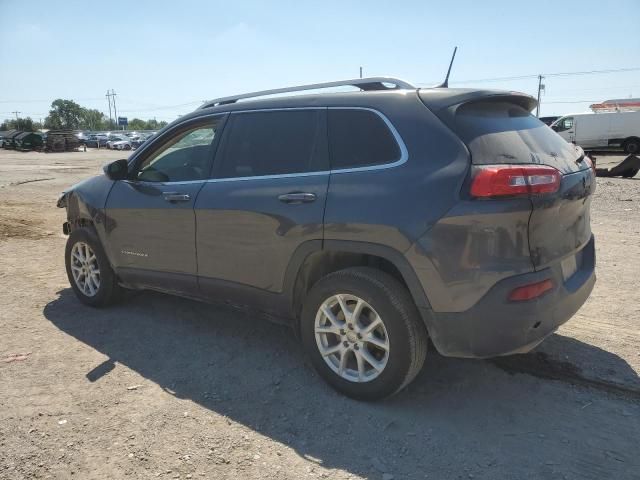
<box><xmin>0</xmin><ymin>149</ymin><xmax>639</xmax><ymax>480</ymax></box>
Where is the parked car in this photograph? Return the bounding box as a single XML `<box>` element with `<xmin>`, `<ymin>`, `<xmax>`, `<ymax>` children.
<box><xmin>131</xmin><ymin>134</ymin><xmax>154</xmax><ymax>149</ymax></box>
<box><xmin>75</xmin><ymin>131</ymin><xmax>92</xmax><ymax>145</ymax></box>
<box><xmin>539</xmin><ymin>115</ymin><xmax>560</xmax><ymax>126</ymax></box>
<box><xmin>551</xmin><ymin>110</ymin><xmax>640</xmax><ymax>154</ymax></box>
<box><xmin>2</xmin><ymin>130</ymin><xmax>23</xmax><ymax>149</ymax></box>
<box><xmin>106</xmin><ymin>136</ymin><xmax>129</xmax><ymax>149</ymax></box>
<box><xmin>110</xmin><ymin>139</ymin><xmax>132</xmax><ymax>150</ymax></box>
<box><xmin>57</xmin><ymin>77</ymin><xmax>596</xmax><ymax>400</ymax></box>
<box><xmin>85</xmin><ymin>134</ymin><xmax>109</xmax><ymax>148</ymax></box>
<box><xmin>14</xmin><ymin>131</ymin><xmax>44</xmax><ymax>151</ymax></box>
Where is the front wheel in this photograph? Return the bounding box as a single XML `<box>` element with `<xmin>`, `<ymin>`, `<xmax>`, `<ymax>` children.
<box><xmin>65</xmin><ymin>227</ymin><xmax>121</xmax><ymax>307</ymax></box>
<box><xmin>300</xmin><ymin>267</ymin><xmax>428</xmax><ymax>400</ymax></box>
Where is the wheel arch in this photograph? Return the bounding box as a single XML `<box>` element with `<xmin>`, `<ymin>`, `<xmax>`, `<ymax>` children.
<box><xmin>285</xmin><ymin>240</ymin><xmax>432</xmax><ymax>327</ymax></box>
<box><xmin>623</xmin><ymin>136</ymin><xmax>640</xmax><ymax>153</ymax></box>
<box><xmin>63</xmin><ymin>175</ymin><xmax>117</xmax><ymax>265</ymax></box>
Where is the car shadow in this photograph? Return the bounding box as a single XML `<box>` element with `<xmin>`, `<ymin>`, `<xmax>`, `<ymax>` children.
<box><xmin>43</xmin><ymin>288</ymin><xmax>640</xmax><ymax>478</ymax></box>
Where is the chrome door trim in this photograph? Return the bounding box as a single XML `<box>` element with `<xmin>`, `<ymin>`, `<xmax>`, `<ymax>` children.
<box><xmin>128</xmin><ymin>106</ymin><xmax>409</xmax><ymax>186</ymax></box>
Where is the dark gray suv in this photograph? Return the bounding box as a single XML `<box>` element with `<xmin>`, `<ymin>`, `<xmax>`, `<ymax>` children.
<box><xmin>58</xmin><ymin>77</ymin><xmax>596</xmax><ymax>400</ymax></box>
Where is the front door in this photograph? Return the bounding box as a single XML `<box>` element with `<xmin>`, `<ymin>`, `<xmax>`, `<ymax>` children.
<box><xmin>105</xmin><ymin>115</ymin><xmax>225</xmax><ymax>293</ymax></box>
<box><xmin>195</xmin><ymin>109</ymin><xmax>329</xmax><ymax>310</ymax></box>
<box><xmin>556</xmin><ymin>116</ymin><xmax>576</xmax><ymax>144</ymax></box>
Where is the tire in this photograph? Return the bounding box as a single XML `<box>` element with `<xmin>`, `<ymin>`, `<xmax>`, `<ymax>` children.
<box><xmin>623</xmin><ymin>138</ymin><xmax>640</xmax><ymax>155</ymax></box>
<box><xmin>124</xmin><ymin>144</ymin><xmax>132</xmax><ymax>150</ymax></box>
<box><xmin>300</xmin><ymin>267</ymin><xmax>428</xmax><ymax>400</ymax></box>
<box><xmin>65</xmin><ymin>227</ymin><xmax>121</xmax><ymax>307</ymax></box>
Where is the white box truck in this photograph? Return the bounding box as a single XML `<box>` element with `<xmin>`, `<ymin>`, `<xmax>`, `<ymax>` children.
<box><xmin>551</xmin><ymin>111</ymin><xmax>640</xmax><ymax>154</ymax></box>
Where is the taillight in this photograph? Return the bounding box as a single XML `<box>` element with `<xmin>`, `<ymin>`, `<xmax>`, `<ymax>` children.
<box><xmin>470</xmin><ymin>165</ymin><xmax>561</xmax><ymax>198</ymax></box>
<box><xmin>508</xmin><ymin>279</ymin><xmax>554</xmax><ymax>301</ymax></box>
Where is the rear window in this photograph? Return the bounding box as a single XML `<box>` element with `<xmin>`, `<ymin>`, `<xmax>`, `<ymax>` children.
<box><xmin>328</xmin><ymin>109</ymin><xmax>401</xmax><ymax>169</ymax></box>
<box><xmin>452</xmin><ymin>101</ymin><xmax>577</xmax><ymax>165</ymax></box>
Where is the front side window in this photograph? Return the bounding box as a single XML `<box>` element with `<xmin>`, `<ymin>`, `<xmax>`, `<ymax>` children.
<box><xmin>328</xmin><ymin>109</ymin><xmax>401</xmax><ymax>169</ymax></box>
<box><xmin>554</xmin><ymin>117</ymin><xmax>574</xmax><ymax>132</ymax></box>
<box><xmin>135</xmin><ymin>119</ymin><xmax>220</xmax><ymax>182</ymax></box>
<box><xmin>214</xmin><ymin>109</ymin><xmax>327</xmax><ymax>178</ymax></box>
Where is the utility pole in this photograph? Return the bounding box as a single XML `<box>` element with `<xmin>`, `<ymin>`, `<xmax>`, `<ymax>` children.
<box><xmin>536</xmin><ymin>75</ymin><xmax>545</xmax><ymax>117</ymax></box>
<box><xmin>111</xmin><ymin>89</ymin><xmax>119</xmax><ymax>130</ymax></box>
<box><xmin>359</xmin><ymin>66</ymin><xmax>363</xmax><ymax>79</ymax></box>
<box><xmin>106</xmin><ymin>90</ymin><xmax>113</xmax><ymax>128</ymax></box>
<box><xmin>12</xmin><ymin>111</ymin><xmax>21</xmax><ymax>120</ymax></box>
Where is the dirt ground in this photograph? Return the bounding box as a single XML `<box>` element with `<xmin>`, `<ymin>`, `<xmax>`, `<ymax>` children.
<box><xmin>0</xmin><ymin>149</ymin><xmax>639</xmax><ymax>480</ymax></box>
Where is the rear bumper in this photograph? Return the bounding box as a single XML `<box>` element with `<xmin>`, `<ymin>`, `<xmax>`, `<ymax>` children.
<box><xmin>421</xmin><ymin>236</ymin><xmax>596</xmax><ymax>358</ymax></box>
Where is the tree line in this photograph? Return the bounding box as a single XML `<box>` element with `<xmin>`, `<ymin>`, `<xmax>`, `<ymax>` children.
<box><xmin>1</xmin><ymin>99</ymin><xmax>168</xmax><ymax>132</ymax></box>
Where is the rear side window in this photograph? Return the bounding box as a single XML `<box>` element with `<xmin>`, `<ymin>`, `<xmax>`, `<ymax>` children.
<box><xmin>214</xmin><ymin>109</ymin><xmax>327</xmax><ymax>178</ymax></box>
<box><xmin>328</xmin><ymin>109</ymin><xmax>401</xmax><ymax>169</ymax></box>
<box><xmin>452</xmin><ymin>101</ymin><xmax>576</xmax><ymax>165</ymax></box>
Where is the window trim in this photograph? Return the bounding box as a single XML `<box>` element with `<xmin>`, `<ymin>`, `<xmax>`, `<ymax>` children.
<box><xmin>128</xmin><ymin>107</ymin><xmax>408</xmax><ymax>185</ymax></box>
<box><xmin>327</xmin><ymin>106</ymin><xmax>408</xmax><ymax>174</ymax></box>
<box><xmin>126</xmin><ymin>114</ymin><xmax>228</xmax><ymax>183</ymax></box>
<box><xmin>211</xmin><ymin>107</ymin><xmax>329</xmax><ymax>181</ymax></box>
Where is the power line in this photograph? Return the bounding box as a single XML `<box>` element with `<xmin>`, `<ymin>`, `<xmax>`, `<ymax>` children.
<box><xmin>0</xmin><ymin>97</ymin><xmax>105</xmax><ymax>104</ymax></box>
<box><xmin>419</xmin><ymin>66</ymin><xmax>640</xmax><ymax>86</ymax></box>
<box><xmin>118</xmin><ymin>101</ymin><xmax>203</xmax><ymax>113</ymax></box>
<box><xmin>3</xmin><ymin>65</ymin><xmax>639</xmax><ymax>121</ymax></box>
<box><xmin>544</xmin><ymin>100</ymin><xmax>602</xmax><ymax>104</ymax></box>
<box><xmin>544</xmin><ymin>67</ymin><xmax>640</xmax><ymax>78</ymax></box>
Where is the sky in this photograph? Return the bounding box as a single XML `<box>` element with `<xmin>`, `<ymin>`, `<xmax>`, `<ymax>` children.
<box><xmin>1</xmin><ymin>0</ymin><xmax>639</xmax><ymax>125</ymax></box>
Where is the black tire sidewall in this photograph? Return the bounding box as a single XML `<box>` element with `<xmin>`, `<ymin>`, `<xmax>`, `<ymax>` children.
<box><xmin>301</xmin><ymin>270</ymin><xmax>417</xmax><ymax>400</ymax></box>
<box><xmin>624</xmin><ymin>139</ymin><xmax>639</xmax><ymax>155</ymax></box>
<box><xmin>65</xmin><ymin>228</ymin><xmax>117</xmax><ymax>307</ymax></box>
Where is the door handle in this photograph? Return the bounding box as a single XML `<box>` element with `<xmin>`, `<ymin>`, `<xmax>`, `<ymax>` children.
<box><xmin>277</xmin><ymin>192</ymin><xmax>316</xmax><ymax>204</ymax></box>
<box><xmin>163</xmin><ymin>192</ymin><xmax>191</xmax><ymax>202</ymax></box>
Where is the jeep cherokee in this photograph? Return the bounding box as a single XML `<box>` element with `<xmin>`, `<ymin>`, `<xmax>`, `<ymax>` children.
<box><xmin>57</xmin><ymin>77</ymin><xmax>596</xmax><ymax>400</ymax></box>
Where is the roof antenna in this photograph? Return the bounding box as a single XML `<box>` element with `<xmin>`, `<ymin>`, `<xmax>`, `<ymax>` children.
<box><xmin>435</xmin><ymin>46</ymin><xmax>457</xmax><ymax>88</ymax></box>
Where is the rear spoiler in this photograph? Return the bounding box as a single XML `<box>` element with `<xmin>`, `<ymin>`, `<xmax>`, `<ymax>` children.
<box><xmin>419</xmin><ymin>88</ymin><xmax>538</xmax><ymax>113</ymax></box>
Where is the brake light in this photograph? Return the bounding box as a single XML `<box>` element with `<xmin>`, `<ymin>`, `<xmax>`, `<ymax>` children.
<box><xmin>470</xmin><ymin>165</ymin><xmax>561</xmax><ymax>198</ymax></box>
<box><xmin>508</xmin><ymin>279</ymin><xmax>554</xmax><ymax>301</ymax></box>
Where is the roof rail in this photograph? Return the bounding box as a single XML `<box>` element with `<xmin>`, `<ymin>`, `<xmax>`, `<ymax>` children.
<box><xmin>199</xmin><ymin>77</ymin><xmax>415</xmax><ymax>109</ymax></box>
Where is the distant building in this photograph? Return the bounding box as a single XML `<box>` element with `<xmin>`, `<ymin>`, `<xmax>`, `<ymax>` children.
<box><xmin>590</xmin><ymin>98</ymin><xmax>640</xmax><ymax>113</ymax></box>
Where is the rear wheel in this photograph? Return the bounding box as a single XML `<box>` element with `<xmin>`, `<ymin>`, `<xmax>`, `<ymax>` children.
<box><xmin>623</xmin><ymin>138</ymin><xmax>640</xmax><ymax>155</ymax></box>
<box><xmin>65</xmin><ymin>227</ymin><xmax>121</xmax><ymax>307</ymax></box>
<box><xmin>300</xmin><ymin>267</ymin><xmax>427</xmax><ymax>400</ymax></box>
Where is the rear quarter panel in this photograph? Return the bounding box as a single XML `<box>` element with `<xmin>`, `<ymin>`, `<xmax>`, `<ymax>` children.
<box><xmin>323</xmin><ymin>93</ymin><xmax>472</xmax><ymax>310</ymax></box>
<box><xmin>324</xmin><ymin>93</ymin><xmax>470</xmax><ymax>250</ymax></box>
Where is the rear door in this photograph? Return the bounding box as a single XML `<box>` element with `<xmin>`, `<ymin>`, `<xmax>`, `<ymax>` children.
<box><xmin>442</xmin><ymin>98</ymin><xmax>594</xmax><ymax>270</ymax></box>
<box><xmin>195</xmin><ymin>108</ymin><xmax>329</xmax><ymax>307</ymax></box>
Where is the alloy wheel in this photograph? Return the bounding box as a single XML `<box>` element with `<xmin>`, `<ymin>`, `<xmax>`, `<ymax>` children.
<box><xmin>314</xmin><ymin>294</ymin><xmax>390</xmax><ymax>383</ymax></box>
<box><xmin>70</xmin><ymin>242</ymin><xmax>101</xmax><ymax>297</ymax></box>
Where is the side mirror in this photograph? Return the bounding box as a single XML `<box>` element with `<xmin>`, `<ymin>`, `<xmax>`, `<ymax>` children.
<box><xmin>103</xmin><ymin>159</ymin><xmax>129</xmax><ymax>180</ymax></box>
